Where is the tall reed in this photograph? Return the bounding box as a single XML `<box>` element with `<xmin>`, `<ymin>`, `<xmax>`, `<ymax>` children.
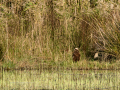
<box><xmin>0</xmin><ymin>0</ymin><xmax>120</xmax><ymax>68</ymax></box>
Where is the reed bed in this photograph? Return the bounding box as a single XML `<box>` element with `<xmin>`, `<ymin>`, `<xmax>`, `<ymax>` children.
<box><xmin>0</xmin><ymin>0</ymin><xmax>120</xmax><ymax>69</ymax></box>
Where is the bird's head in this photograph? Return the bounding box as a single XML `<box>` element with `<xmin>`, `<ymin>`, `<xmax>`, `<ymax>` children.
<box><xmin>74</xmin><ymin>48</ymin><xmax>79</xmax><ymax>51</ymax></box>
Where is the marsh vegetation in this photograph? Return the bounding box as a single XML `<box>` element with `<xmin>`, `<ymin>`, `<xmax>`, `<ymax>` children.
<box><xmin>0</xmin><ymin>0</ymin><xmax>120</xmax><ymax>69</ymax></box>
<box><xmin>0</xmin><ymin>70</ymin><xmax>120</xmax><ymax>89</ymax></box>
<box><xmin>0</xmin><ymin>1</ymin><xmax>120</xmax><ymax>89</ymax></box>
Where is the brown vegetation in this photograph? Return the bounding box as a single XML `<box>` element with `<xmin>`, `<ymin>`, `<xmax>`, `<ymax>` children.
<box><xmin>0</xmin><ymin>0</ymin><xmax>120</xmax><ymax>69</ymax></box>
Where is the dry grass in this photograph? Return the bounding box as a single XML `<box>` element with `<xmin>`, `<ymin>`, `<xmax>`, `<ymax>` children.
<box><xmin>0</xmin><ymin>0</ymin><xmax>120</xmax><ymax>69</ymax></box>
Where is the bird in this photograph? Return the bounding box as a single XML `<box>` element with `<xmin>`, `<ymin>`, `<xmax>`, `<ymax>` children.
<box><xmin>94</xmin><ymin>52</ymin><xmax>99</xmax><ymax>60</ymax></box>
<box><xmin>72</xmin><ymin>48</ymin><xmax>80</xmax><ymax>62</ymax></box>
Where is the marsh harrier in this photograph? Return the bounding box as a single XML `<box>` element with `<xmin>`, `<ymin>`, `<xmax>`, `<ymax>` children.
<box><xmin>72</xmin><ymin>48</ymin><xmax>80</xmax><ymax>62</ymax></box>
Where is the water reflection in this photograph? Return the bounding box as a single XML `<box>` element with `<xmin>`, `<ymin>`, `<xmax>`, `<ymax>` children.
<box><xmin>0</xmin><ymin>70</ymin><xmax>120</xmax><ymax>89</ymax></box>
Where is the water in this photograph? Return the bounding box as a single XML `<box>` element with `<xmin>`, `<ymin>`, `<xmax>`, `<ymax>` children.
<box><xmin>0</xmin><ymin>69</ymin><xmax>120</xmax><ymax>90</ymax></box>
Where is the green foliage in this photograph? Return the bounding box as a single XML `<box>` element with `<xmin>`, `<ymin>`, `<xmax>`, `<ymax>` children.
<box><xmin>2</xmin><ymin>61</ymin><xmax>15</xmax><ymax>69</ymax></box>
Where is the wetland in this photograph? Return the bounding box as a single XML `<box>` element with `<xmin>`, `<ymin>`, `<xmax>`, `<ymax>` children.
<box><xmin>0</xmin><ymin>69</ymin><xmax>120</xmax><ymax>90</ymax></box>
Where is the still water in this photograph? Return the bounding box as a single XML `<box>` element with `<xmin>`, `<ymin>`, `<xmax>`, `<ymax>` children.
<box><xmin>0</xmin><ymin>69</ymin><xmax>120</xmax><ymax>90</ymax></box>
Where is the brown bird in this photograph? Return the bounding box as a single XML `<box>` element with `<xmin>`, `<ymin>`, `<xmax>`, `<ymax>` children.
<box><xmin>72</xmin><ymin>48</ymin><xmax>80</xmax><ymax>62</ymax></box>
